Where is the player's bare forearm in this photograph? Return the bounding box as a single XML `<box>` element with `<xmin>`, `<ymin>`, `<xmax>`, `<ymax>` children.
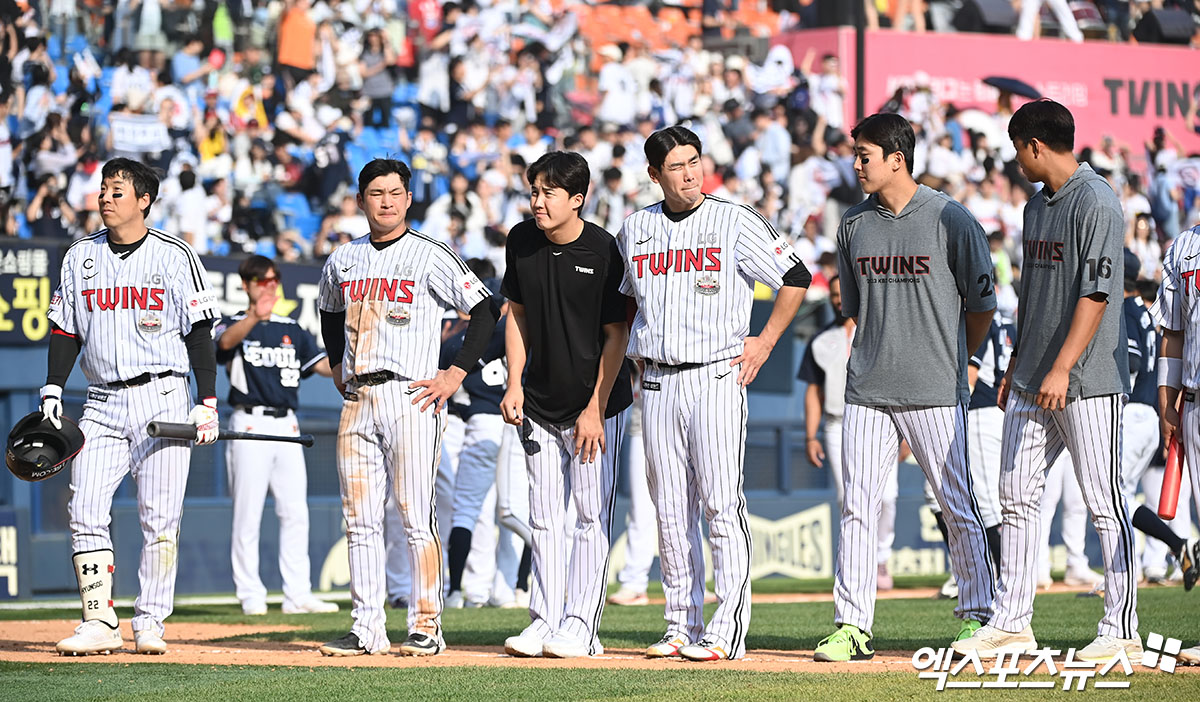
<box><xmin>964</xmin><ymin>310</ymin><xmax>993</xmax><ymax>357</ymax></box>
<box><xmin>311</xmin><ymin>356</ymin><xmax>333</xmax><ymax>378</ymax></box>
<box><xmin>967</xmin><ymin>364</ymin><xmax>979</xmax><ymax>394</ymax></box>
<box><xmin>216</xmin><ymin>313</ymin><xmax>260</xmax><ymax>351</ymax></box>
<box><xmin>733</xmin><ymin>285</ymin><xmax>807</xmax><ymax>385</ymax></box>
<box><xmin>1158</xmin><ymin>329</ymin><xmax>1185</xmax><ymax>441</ymax></box>
<box><xmin>804</xmin><ymin>384</ymin><xmax>824</xmax><ymax>467</ymax></box>
<box><xmin>501</xmin><ymin>303</ymin><xmax>529</xmax><ymax>424</ymax></box>
<box><xmin>1037</xmin><ymin>294</ymin><xmax>1107</xmax><ymax>410</ymax></box>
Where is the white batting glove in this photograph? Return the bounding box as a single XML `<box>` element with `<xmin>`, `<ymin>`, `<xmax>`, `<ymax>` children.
<box><xmin>39</xmin><ymin>384</ymin><xmax>63</xmax><ymax>429</ymax></box>
<box><xmin>189</xmin><ymin>398</ymin><xmax>219</xmax><ymax>445</ymax></box>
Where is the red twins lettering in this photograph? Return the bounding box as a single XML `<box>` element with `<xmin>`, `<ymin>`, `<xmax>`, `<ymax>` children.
<box><xmin>855</xmin><ymin>255</ymin><xmax>931</xmax><ymax>276</ymax></box>
<box><xmin>632</xmin><ymin>248</ymin><xmax>721</xmax><ymax>278</ymax></box>
<box><xmin>80</xmin><ymin>287</ymin><xmax>165</xmax><ymax>311</ymax></box>
<box><xmin>1181</xmin><ymin>269</ymin><xmax>1200</xmax><ymax>295</ymax></box>
<box><xmin>339</xmin><ymin>278</ymin><xmax>416</xmax><ymax>303</ymax></box>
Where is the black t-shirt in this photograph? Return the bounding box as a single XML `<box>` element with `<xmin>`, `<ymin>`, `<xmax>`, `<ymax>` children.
<box><xmin>501</xmin><ymin>218</ymin><xmax>633</xmax><ymax>425</ymax></box>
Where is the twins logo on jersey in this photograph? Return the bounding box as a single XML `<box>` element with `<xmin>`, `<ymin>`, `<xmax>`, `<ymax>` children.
<box><xmin>1177</xmin><ymin>268</ymin><xmax>1200</xmax><ymax>295</ymax></box>
<box><xmin>80</xmin><ymin>286</ymin><xmax>167</xmax><ymax>311</ymax></box>
<box><xmin>630</xmin><ymin>248</ymin><xmax>722</xmax><ymax>278</ymax></box>
<box><xmin>1023</xmin><ymin>239</ymin><xmax>1065</xmax><ymax>268</ymax></box>
<box><xmin>338</xmin><ymin>278</ymin><xmax>417</xmax><ymax>303</ymax></box>
<box><xmin>855</xmin><ymin>255</ymin><xmax>932</xmax><ymax>283</ymax></box>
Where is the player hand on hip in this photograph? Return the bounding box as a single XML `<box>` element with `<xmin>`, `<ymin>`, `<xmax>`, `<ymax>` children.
<box><xmin>500</xmin><ymin>385</ymin><xmax>524</xmax><ymax>425</ymax></box>
<box><xmin>330</xmin><ymin>363</ymin><xmax>348</xmax><ymax>398</ymax></box>
<box><xmin>574</xmin><ymin>405</ymin><xmax>605</xmax><ymax>463</ymax></box>
<box><xmin>732</xmin><ymin>336</ymin><xmax>774</xmax><ymax>386</ymax></box>
<box><xmin>1035</xmin><ymin>366</ymin><xmax>1069</xmax><ymax>411</ymax></box>
<box><xmin>189</xmin><ymin>398</ymin><xmax>220</xmax><ymax>444</ymax></box>
<box><xmin>412</xmin><ymin>366</ymin><xmax>467</xmax><ymax>412</ymax></box>
<box><xmin>806</xmin><ymin>437</ymin><xmax>825</xmax><ymax>468</ymax></box>
<box><xmin>39</xmin><ymin>384</ymin><xmax>64</xmax><ymax>429</ymax></box>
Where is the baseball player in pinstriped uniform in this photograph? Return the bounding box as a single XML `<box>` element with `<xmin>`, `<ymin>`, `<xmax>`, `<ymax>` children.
<box><xmin>1120</xmin><ymin>250</ymin><xmax>1199</xmax><ymax>585</ymax></box>
<box><xmin>617</xmin><ymin>126</ymin><xmax>811</xmax><ymax>661</ymax></box>
<box><xmin>799</xmin><ymin>276</ymin><xmax>900</xmax><ymax>593</ymax></box>
<box><xmin>214</xmin><ymin>255</ymin><xmax>339</xmax><ymax>616</ymax></box>
<box><xmin>955</xmin><ymin>100</ymin><xmax>1141</xmax><ymax>662</ymax></box>
<box><xmin>1151</xmin><ymin>223</ymin><xmax>1200</xmax><ymax>665</ymax></box>
<box><xmin>818</xmin><ymin>113</ymin><xmax>996</xmax><ymax>663</ymax></box>
<box><xmin>317</xmin><ymin>159</ymin><xmax>498</xmax><ymax>657</ymax></box>
<box><xmin>926</xmin><ymin>311</ymin><xmax>1011</xmax><ymax>600</ymax></box>
<box><xmin>499</xmin><ymin>151</ymin><xmax>632</xmax><ymax>659</ymax></box>
<box><xmin>44</xmin><ymin>158</ymin><xmax>220</xmax><ymax>656</ymax></box>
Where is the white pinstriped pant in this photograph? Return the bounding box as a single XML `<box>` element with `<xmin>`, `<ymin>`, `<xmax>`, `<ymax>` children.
<box><xmin>1178</xmin><ymin>393</ymin><xmax>1200</xmax><ymax>549</ymax></box>
<box><xmin>992</xmin><ymin>392</ymin><xmax>1138</xmax><ymax>639</ymax></box>
<box><xmin>837</xmin><ymin>403</ymin><xmax>993</xmax><ymax>633</ymax></box>
<box><xmin>69</xmin><ymin>374</ymin><xmax>192</xmax><ymax>637</ymax></box>
<box><xmin>642</xmin><ymin>363</ymin><xmax>752</xmax><ymax>659</ymax></box>
<box><xmin>523</xmin><ymin>413</ymin><xmax>623</xmax><ymax>652</ymax></box>
<box><xmin>337</xmin><ymin>379</ymin><xmax>445</xmax><ymax>651</ymax></box>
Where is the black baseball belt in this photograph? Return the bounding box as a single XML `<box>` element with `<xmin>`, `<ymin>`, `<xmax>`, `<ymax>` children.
<box><xmin>354</xmin><ymin>370</ymin><xmax>400</xmax><ymax>386</ymax></box>
<box><xmin>644</xmin><ymin>360</ymin><xmax>704</xmax><ymax>371</ymax></box>
<box><xmin>235</xmin><ymin>405</ymin><xmax>292</xmax><ymax>417</ymax></box>
<box><xmin>106</xmin><ymin>371</ymin><xmax>175</xmax><ymax>389</ymax></box>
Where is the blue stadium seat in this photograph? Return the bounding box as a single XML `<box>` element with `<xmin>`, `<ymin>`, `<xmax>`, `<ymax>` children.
<box><xmin>254</xmin><ymin>239</ymin><xmax>277</xmax><ymax>258</ymax></box>
<box><xmin>292</xmin><ymin>213</ymin><xmax>324</xmax><ymax>241</ymax></box>
<box><xmin>212</xmin><ymin>240</ymin><xmax>231</xmax><ymax>256</ymax></box>
<box><xmin>66</xmin><ymin>36</ymin><xmax>89</xmax><ymax>55</ymax></box>
<box><xmin>14</xmin><ymin>213</ymin><xmax>30</xmax><ymax>239</ymax></box>
<box><xmin>47</xmin><ymin>36</ymin><xmax>62</xmax><ymax>62</ymax></box>
<box><xmin>52</xmin><ymin>65</ymin><xmax>70</xmax><ymax>95</ymax></box>
<box><xmin>275</xmin><ymin>192</ymin><xmax>312</xmax><ymax>219</ymax></box>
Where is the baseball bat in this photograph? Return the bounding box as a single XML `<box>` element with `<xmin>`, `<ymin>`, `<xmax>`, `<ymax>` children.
<box><xmin>146</xmin><ymin>421</ymin><xmax>315</xmax><ymax>447</ymax></box>
<box><xmin>1159</xmin><ymin>435</ymin><xmax>1183</xmax><ymax>520</ymax></box>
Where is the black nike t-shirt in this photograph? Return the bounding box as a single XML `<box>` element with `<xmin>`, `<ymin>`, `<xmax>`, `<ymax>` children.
<box><xmin>501</xmin><ymin>218</ymin><xmax>633</xmax><ymax>425</ymax></box>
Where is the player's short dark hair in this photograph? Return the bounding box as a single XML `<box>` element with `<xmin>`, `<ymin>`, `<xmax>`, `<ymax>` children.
<box><xmin>465</xmin><ymin>257</ymin><xmax>496</xmax><ymax>281</ymax></box>
<box><xmin>850</xmin><ymin>113</ymin><xmax>915</xmax><ymax>175</ymax></box>
<box><xmin>645</xmin><ymin>126</ymin><xmax>702</xmax><ymax>171</ymax></box>
<box><xmin>179</xmin><ymin>170</ymin><xmax>196</xmax><ymax>191</ymax></box>
<box><xmin>101</xmin><ymin>158</ymin><xmax>159</xmax><ymax>218</ymax></box>
<box><xmin>358</xmin><ymin>158</ymin><xmax>412</xmax><ymax>194</ymax></box>
<box><xmin>526</xmin><ymin>151</ymin><xmax>590</xmax><ymax>212</ymax></box>
<box><xmin>239</xmin><ymin>255</ymin><xmax>279</xmax><ymax>283</ymax></box>
<box><xmin>1008</xmin><ymin>99</ymin><xmax>1074</xmax><ymax>153</ymax></box>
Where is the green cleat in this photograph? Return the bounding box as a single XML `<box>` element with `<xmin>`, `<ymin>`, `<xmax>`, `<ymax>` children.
<box><xmin>814</xmin><ymin>624</ymin><xmax>875</xmax><ymax>662</ymax></box>
<box><xmin>955</xmin><ymin>619</ymin><xmax>983</xmax><ymax>642</ymax></box>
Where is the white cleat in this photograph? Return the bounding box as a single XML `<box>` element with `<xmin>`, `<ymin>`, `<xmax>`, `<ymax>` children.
<box><xmin>444</xmin><ymin>591</ymin><xmax>465</xmax><ymax>609</ymax></box>
<box><xmin>242</xmin><ymin>602</ymin><xmax>268</xmax><ymax>616</ymax></box>
<box><xmin>937</xmin><ymin>576</ymin><xmax>959</xmax><ymax>600</ymax></box>
<box><xmin>134</xmin><ymin>630</ymin><xmax>167</xmax><ymax>655</ymax></box>
<box><xmin>542</xmin><ymin>633</ymin><xmax>598</xmax><ymax>658</ymax></box>
<box><xmin>56</xmin><ymin>621</ymin><xmax>123</xmax><ymax>656</ymax></box>
<box><xmin>951</xmin><ymin>625</ymin><xmax>1038</xmax><ymax>658</ymax></box>
<box><xmin>607</xmin><ymin>588</ymin><xmax>650</xmax><ymax>606</ymax></box>
<box><xmin>1076</xmin><ymin>635</ymin><xmax>1142</xmax><ymax>665</ymax></box>
<box><xmin>1178</xmin><ymin>645</ymin><xmax>1200</xmax><ymax>665</ymax></box>
<box><xmin>645</xmin><ymin>633</ymin><xmax>689</xmax><ymax>658</ymax></box>
<box><xmin>281</xmin><ymin>597</ymin><xmax>339</xmax><ymax>614</ymax></box>
<box><xmin>1063</xmin><ymin>568</ymin><xmax>1104</xmax><ymax>587</ymax></box>
<box><xmin>504</xmin><ymin>628</ymin><xmax>544</xmax><ymax>657</ymax></box>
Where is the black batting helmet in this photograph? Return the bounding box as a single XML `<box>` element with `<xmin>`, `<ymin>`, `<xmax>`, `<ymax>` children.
<box><xmin>6</xmin><ymin>411</ymin><xmax>85</xmax><ymax>482</ymax></box>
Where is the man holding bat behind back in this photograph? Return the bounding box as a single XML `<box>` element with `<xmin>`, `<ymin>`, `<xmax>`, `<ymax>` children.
<box><xmin>1151</xmin><ymin>222</ymin><xmax>1200</xmax><ymax>666</ymax></box>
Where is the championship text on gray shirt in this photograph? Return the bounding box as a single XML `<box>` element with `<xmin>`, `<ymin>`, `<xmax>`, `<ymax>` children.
<box><xmin>837</xmin><ymin>185</ymin><xmax>995</xmax><ymax>406</ymax></box>
<box><xmin>1011</xmin><ymin>163</ymin><xmax>1129</xmax><ymax>399</ymax></box>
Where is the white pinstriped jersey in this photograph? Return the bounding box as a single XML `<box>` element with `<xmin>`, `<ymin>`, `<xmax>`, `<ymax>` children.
<box><xmin>47</xmin><ymin>228</ymin><xmax>218</xmax><ymax>385</ymax></box>
<box><xmin>616</xmin><ymin>195</ymin><xmax>802</xmax><ymax>364</ymax></box>
<box><xmin>1151</xmin><ymin>224</ymin><xmax>1200</xmax><ymax>388</ymax></box>
<box><xmin>317</xmin><ymin>230</ymin><xmax>491</xmax><ymax>381</ymax></box>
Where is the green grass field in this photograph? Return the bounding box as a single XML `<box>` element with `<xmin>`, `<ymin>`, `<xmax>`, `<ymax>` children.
<box><xmin>1</xmin><ymin>578</ymin><xmax>1196</xmax><ymax>702</ymax></box>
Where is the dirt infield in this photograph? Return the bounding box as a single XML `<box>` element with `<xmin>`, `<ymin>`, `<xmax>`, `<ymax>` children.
<box><xmin>0</xmin><ymin>619</ymin><xmax>1193</xmax><ymax>675</ymax></box>
<box><xmin>0</xmin><ymin>620</ymin><xmax>921</xmax><ymax>672</ymax></box>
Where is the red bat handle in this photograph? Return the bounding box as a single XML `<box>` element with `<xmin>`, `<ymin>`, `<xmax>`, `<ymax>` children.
<box><xmin>1159</xmin><ymin>435</ymin><xmax>1183</xmax><ymax>520</ymax></box>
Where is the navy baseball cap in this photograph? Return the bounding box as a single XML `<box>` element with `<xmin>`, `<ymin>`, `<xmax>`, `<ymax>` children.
<box><xmin>1124</xmin><ymin>248</ymin><xmax>1140</xmax><ymax>283</ymax></box>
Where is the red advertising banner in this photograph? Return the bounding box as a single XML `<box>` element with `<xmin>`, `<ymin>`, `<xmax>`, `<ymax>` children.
<box><xmin>774</xmin><ymin>29</ymin><xmax>1200</xmax><ymax>154</ymax></box>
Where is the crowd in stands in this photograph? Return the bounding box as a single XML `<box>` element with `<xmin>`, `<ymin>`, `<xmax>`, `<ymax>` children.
<box><xmin>0</xmin><ymin>0</ymin><xmax>1197</xmax><ymax>295</ymax></box>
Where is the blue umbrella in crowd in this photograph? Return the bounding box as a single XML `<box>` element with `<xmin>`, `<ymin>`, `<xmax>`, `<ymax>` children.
<box><xmin>982</xmin><ymin>76</ymin><xmax>1042</xmax><ymax>100</ymax></box>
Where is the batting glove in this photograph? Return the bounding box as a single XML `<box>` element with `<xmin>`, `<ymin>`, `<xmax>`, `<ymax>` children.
<box><xmin>39</xmin><ymin>384</ymin><xmax>63</xmax><ymax>429</ymax></box>
<box><xmin>189</xmin><ymin>397</ymin><xmax>219</xmax><ymax>445</ymax></box>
